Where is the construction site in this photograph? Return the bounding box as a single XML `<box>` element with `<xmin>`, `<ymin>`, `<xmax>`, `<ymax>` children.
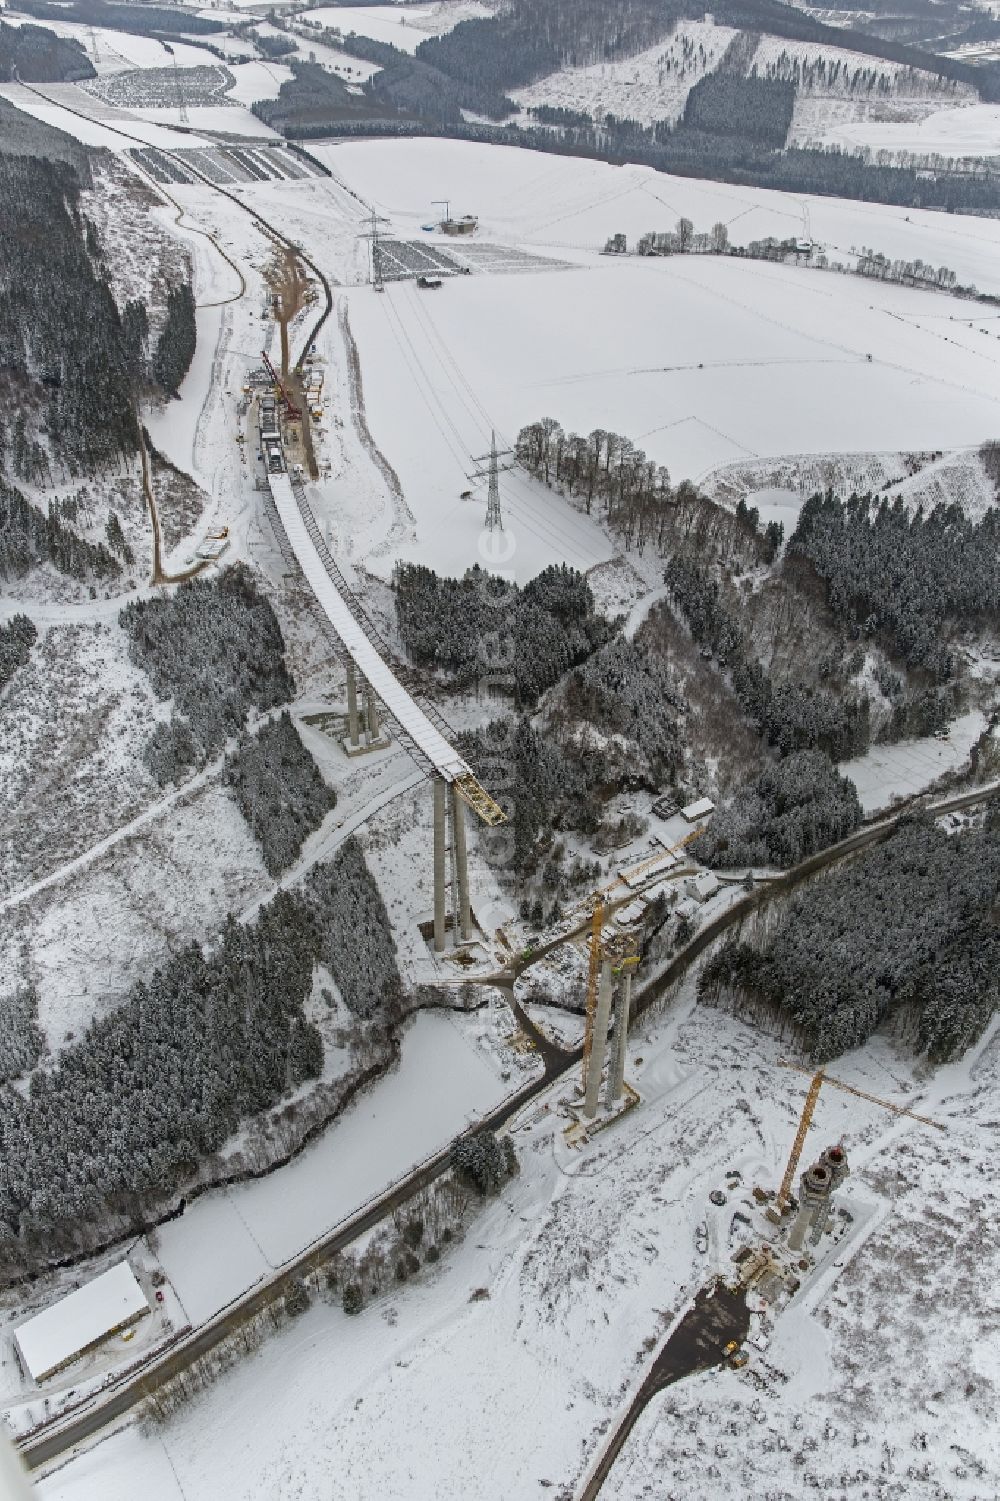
<box><xmin>2</xmin><ymin>69</ymin><xmax>996</xmax><ymax>1496</ymax></box>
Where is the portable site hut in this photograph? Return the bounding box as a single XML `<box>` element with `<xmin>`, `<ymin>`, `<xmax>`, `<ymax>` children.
<box><xmin>15</xmin><ymin>1262</ymin><xmax>150</xmax><ymax>1383</ymax></box>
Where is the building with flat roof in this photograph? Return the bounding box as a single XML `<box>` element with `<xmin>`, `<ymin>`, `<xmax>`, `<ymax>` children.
<box><xmin>681</xmin><ymin>796</ymin><xmax>715</xmax><ymax>822</ymax></box>
<box><xmin>15</xmin><ymin>1262</ymin><xmax>150</xmax><ymax>1384</ymax></box>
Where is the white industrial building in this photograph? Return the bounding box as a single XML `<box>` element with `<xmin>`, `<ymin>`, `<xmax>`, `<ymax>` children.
<box><xmin>14</xmin><ymin>1262</ymin><xmax>150</xmax><ymax>1383</ymax></box>
<box><xmin>681</xmin><ymin>796</ymin><xmax>715</xmax><ymax>822</ymax></box>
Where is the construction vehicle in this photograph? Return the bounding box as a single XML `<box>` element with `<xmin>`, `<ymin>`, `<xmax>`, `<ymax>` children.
<box><xmin>260</xmin><ymin>350</ymin><xmax>301</xmax><ymax>421</ymax></box>
<box><xmin>774</xmin><ymin>1060</ymin><xmax>946</xmax><ymax>1215</ymax></box>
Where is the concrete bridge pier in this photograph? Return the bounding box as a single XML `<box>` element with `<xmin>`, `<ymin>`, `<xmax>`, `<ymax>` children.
<box><xmin>432</xmin><ymin>777</ymin><xmax>472</xmax><ymax>953</ymax></box>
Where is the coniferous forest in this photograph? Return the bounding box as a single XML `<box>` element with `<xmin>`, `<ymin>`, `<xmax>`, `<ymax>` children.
<box><xmin>696</xmin><ymin>750</ymin><xmax>863</xmax><ymax>869</ymax></box>
<box><xmin>224</xmin><ymin>713</ymin><xmax>337</xmax><ymax>877</ymax></box>
<box><xmin>0</xmin><ymin>153</ymin><xmax>142</xmax><ymax>479</ymax></box>
<box><xmin>394</xmin><ymin>561</ymin><xmax>611</xmax><ymax>705</ymax></box>
<box><xmin>699</xmin><ymin>814</ymin><xmax>1000</xmax><ymax>1062</ymax></box>
<box><xmin>0</xmin><ymin>19</ymin><xmax>95</xmax><ymax>82</ymax></box>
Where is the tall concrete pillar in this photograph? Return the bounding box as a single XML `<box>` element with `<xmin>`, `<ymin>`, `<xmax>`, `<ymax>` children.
<box><xmin>366</xmin><ymin>684</ymin><xmax>381</xmax><ymax>743</ymax></box>
<box><xmin>452</xmin><ymin>786</ymin><xmax>472</xmax><ymax>941</ymax></box>
<box><xmin>788</xmin><ymin>1162</ymin><xmax>832</xmax><ymax>1251</ymax></box>
<box><xmin>605</xmin><ymin>965</ymin><xmax>633</xmax><ymax>1107</ymax></box>
<box><xmin>433</xmin><ymin>778</ymin><xmax>446</xmax><ymax>953</ymax></box>
<box><xmin>346</xmin><ymin>661</ymin><xmax>360</xmax><ymax>747</ymax></box>
<box><xmin>584</xmin><ymin>959</ymin><xmax>614</xmax><ymax>1120</ymax></box>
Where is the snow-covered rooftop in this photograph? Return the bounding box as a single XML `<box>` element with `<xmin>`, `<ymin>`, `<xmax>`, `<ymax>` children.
<box><xmin>15</xmin><ymin>1262</ymin><xmax>149</xmax><ymax>1383</ymax></box>
<box><xmin>682</xmin><ymin>797</ymin><xmax>715</xmax><ymax>821</ymax></box>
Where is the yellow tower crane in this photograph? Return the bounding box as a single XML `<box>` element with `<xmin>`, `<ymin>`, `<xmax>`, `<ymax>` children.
<box><xmin>775</xmin><ymin>1059</ymin><xmax>946</xmax><ymax>1214</ymax></box>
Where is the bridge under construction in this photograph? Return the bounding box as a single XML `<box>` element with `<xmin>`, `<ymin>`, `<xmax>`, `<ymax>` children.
<box><xmin>266</xmin><ymin>469</ymin><xmax>506</xmax><ymax>952</ymax></box>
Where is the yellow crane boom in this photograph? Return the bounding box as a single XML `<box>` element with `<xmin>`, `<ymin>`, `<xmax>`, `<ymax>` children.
<box><xmin>776</xmin><ymin>1060</ymin><xmax>945</xmax><ymax>1212</ymax></box>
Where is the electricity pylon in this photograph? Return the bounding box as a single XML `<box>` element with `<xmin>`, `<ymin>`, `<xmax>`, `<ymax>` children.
<box><xmin>172</xmin><ymin>57</ymin><xmax>190</xmax><ymax>125</ymax></box>
<box><xmin>361</xmin><ymin>209</ymin><xmax>390</xmax><ymax>292</ymax></box>
<box><xmin>470</xmin><ymin>431</ymin><xmax>513</xmax><ymax>531</ymax></box>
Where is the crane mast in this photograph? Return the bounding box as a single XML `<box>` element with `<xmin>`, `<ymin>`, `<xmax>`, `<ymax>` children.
<box><xmin>776</xmin><ymin>1060</ymin><xmax>945</xmax><ymax>1213</ymax></box>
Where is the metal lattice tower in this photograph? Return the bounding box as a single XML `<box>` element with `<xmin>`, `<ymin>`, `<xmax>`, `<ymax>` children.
<box><xmin>470</xmin><ymin>431</ymin><xmax>513</xmax><ymax>532</ymax></box>
<box><xmin>364</xmin><ymin>209</ymin><xmax>389</xmax><ymax>292</ymax></box>
<box><xmin>172</xmin><ymin>57</ymin><xmax>190</xmax><ymax>126</ymax></box>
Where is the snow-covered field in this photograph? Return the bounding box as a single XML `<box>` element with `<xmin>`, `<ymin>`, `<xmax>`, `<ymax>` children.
<box><xmin>347</xmin><ymin>253</ymin><xmax>1000</xmax><ymax>513</ymax></box>
<box><xmin>839</xmin><ymin>709</ymin><xmax>987</xmax><ymax>812</ymax></box>
<box><xmin>153</xmin><ymin>1008</ymin><xmax>512</xmax><ymax>1325</ymax></box>
<box><xmin>814</xmin><ymin>99</ymin><xmax>1000</xmax><ymax>158</ymax></box>
<box><xmin>0</xmin><ymin>83</ymin><xmax>212</xmax><ymax>149</ymax></box>
<box><xmin>140</xmin><ymin>136</ymin><xmax>1000</xmax><ymax>586</ymax></box>
<box><xmin>308</xmin><ymin>1</ymin><xmax>491</xmax><ymax>54</ymax></box>
<box><xmin>322</xmin><ymin>136</ymin><xmax>1000</xmax><ymax>294</ymax></box>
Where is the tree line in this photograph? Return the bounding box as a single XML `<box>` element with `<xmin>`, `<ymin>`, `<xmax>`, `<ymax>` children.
<box><xmin>699</xmin><ymin>813</ymin><xmax>1000</xmax><ymax>1062</ymax></box>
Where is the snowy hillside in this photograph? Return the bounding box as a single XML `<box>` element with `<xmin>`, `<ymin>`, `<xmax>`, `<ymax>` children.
<box><xmin>508</xmin><ymin>16</ymin><xmax>978</xmax><ymax>145</ymax></box>
<box><xmin>511</xmin><ymin>22</ymin><xmax>739</xmax><ymax>128</ymax></box>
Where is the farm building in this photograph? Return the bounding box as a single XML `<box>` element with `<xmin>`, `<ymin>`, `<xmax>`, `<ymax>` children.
<box><xmin>14</xmin><ymin>1263</ymin><xmax>150</xmax><ymax>1383</ymax></box>
<box><xmin>686</xmin><ymin>870</ymin><xmax>721</xmax><ymax>904</ymax></box>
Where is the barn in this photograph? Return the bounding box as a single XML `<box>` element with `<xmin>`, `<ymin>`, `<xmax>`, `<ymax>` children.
<box><xmin>15</xmin><ymin>1263</ymin><xmax>150</xmax><ymax>1384</ymax></box>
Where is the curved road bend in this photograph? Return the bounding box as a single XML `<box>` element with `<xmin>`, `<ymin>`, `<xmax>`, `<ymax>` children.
<box><xmin>17</xmin><ymin>82</ymin><xmax>333</xmax><ymax>370</ymax></box>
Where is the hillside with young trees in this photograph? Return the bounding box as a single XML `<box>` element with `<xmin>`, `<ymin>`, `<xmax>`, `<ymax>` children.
<box><xmin>699</xmin><ymin>814</ymin><xmax>1000</xmax><ymax>1062</ymax></box>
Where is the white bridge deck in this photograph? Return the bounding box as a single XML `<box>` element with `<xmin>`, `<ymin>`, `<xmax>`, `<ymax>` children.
<box><xmin>268</xmin><ymin>472</ymin><xmax>472</xmax><ymax>784</ymax></box>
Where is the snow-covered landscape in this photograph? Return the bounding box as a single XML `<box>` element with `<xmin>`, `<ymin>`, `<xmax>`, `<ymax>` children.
<box><xmin>3</xmin><ymin>1</ymin><xmax>1000</xmax><ymax>1495</ymax></box>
